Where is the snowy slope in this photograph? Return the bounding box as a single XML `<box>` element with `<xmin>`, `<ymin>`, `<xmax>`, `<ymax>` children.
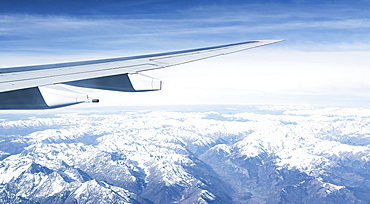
<box><xmin>1</xmin><ymin>105</ymin><xmax>370</xmax><ymax>203</ymax></box>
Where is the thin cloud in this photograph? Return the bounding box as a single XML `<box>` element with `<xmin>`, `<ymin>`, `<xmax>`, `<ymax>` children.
<box><xmin>1</xmin><ymin>0</ymin><xmax>370</xmax><ymax>53</ymax></box>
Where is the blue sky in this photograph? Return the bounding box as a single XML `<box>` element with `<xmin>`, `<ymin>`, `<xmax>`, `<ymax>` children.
<box><xmin>1</xmin><ymin>0</ymin><xmax>370</xmax><ymax>107</ymax></box>
<box><xmin>1</xmin><ymin>0</ymin><xmax>369</xmax><ymax>53</ymax></box>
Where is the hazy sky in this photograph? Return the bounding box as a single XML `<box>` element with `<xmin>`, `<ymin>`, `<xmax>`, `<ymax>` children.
<box><xmin>1</xmin><ymin>0</ymin><xmax>370</xmax><ymax>108</ymax></box>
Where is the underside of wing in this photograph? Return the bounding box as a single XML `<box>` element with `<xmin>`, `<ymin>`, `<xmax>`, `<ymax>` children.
<box><xmin>0</xmin><ymin>40</ymin><xmax>282</xmax><ymax>109</ymax></box>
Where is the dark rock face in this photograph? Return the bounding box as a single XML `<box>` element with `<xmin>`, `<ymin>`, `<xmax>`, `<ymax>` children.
<box><xmin>1</xmin><ymin>106</ymin><xmax>370</xmax><ymax>203</ymax></box>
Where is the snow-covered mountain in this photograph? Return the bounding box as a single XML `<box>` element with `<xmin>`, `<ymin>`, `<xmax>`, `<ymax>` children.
<box><xmin>1</xmin><ymin>105</ymin><xmax>370</xmax><ymax>203</ymax></box>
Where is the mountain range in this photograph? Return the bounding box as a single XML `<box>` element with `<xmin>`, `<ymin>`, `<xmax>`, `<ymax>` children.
<box><xmin>1</xmin><ymin>105</ymin><xmax>370</xmax><ymax>203</ymax></box>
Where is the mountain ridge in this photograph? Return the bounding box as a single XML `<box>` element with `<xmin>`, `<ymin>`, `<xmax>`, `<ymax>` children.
<box><xmin>1</xmin><ymin>105</ymin><xmax>370</xmax><ymax>203</ymax></box>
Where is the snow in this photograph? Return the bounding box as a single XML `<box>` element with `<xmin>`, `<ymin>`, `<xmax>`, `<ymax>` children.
<box><xmin>1</xmin><ymin>105</ymin><xmax>370</xmax><ymax>202</ymax></box>
<box><xmin>0</xmin><ymin>156</ymin><xmax>33</xmax><ymax>184</ymax></box>
<box><xmin>2</xmin><ymin>106</ymin><xmax>370</xmax><ymax>176</ymax></box>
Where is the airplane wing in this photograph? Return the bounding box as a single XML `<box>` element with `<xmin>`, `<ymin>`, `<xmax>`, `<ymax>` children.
<box><xmin>0</xmin><ymin>40</ymin><xmax>282</xmax><ymax>109</ymax></box>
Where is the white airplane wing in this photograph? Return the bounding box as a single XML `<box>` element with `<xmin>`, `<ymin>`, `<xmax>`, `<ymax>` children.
<box><xmin>0</xmin><ymin>40</ymin><xmax>282</xmax><ymax>109</ymax></box>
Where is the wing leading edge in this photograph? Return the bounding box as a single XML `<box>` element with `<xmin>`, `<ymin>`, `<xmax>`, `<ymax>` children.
<box><xmin>0</xmin><ymin>40</ymin><xmax>282</xmax><ymax>109</ymax></box>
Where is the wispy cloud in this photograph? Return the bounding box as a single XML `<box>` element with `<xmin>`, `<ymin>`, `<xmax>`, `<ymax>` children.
<box><xmin>1</xmin><ymin>1</ymin><xmax>369</xmax><ymax>54</ymax></box>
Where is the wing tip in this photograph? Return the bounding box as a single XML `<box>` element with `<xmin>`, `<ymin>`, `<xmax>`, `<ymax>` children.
<box><xmin>258</xmin><ymin>39</ymin><xmax>285</xmax><ymax>44</ymax></box>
